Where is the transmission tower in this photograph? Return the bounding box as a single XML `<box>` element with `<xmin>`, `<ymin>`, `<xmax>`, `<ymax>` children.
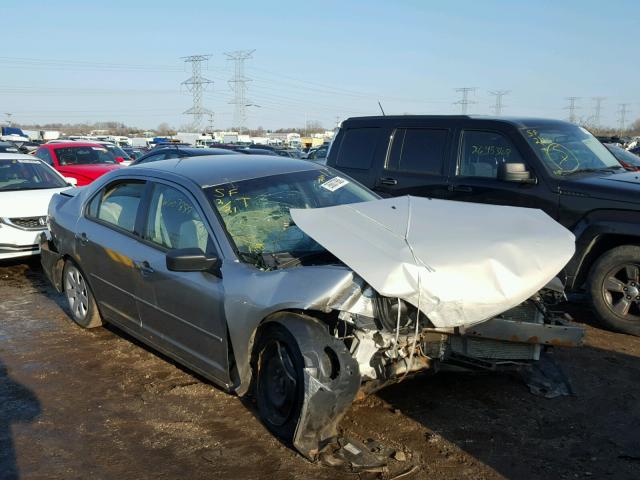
<box><xmin>592</xmin><ymin>97</ymin><xmax>606</xmax><ymax>128</ymax></box>
<box><xmin>4</xmin><ymin>112</ymin><xmax>13</xmax><ymax>125</ymax></box>
<box><xmin>207</xmin><ymin>113</ymin><xmax>215</xmax><ymax>134</ymax></box>
<box><xmin>489</xmin><ymin>90</ymin><xmax>510</xmax><ymax>115</ymax></box>
<box><xmin>454</xmin><ymin>87</ymin><xmax>476</xmax><ymax>114</ymax></box>
<box><xmin>225</xmin><ymin>50</ymin><xmax>255</xmax><ymax>132</ymax></box>
<box><xmin>181</xmin><ymin>54</ymin><xmax>213</xmax><ymax>132</ymax></box>
<box><xmin>618</xmin><ymin>103</ymin><xmax>631</xmax><ymax>132</ymax></box>
<box><xmin>565</xmin><ymin>97</ymin><xmax>581</xmax><ymax>124</ymax></box>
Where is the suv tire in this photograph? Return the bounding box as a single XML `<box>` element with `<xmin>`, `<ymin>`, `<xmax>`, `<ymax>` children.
<box><xmin>589</xmin><ymin>245</ymin><xmax>640</xmax><ymax>336</ymax></box>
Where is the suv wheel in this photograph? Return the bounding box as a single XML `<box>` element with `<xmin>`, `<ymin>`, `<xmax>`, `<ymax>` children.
<box><xmin>63</xmin><ymin>260</ymin><xmax>103</xmax><ymax>328</ymax></box>
<box><xmin>589</xmin><ymin>245</ymin><xmax>640</xmax><ymax>336</ymax></box>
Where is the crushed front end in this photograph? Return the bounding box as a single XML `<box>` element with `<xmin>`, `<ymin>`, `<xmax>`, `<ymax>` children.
<box><xmin>328</xmin><ymin>282</ymin><xmax>584</xmax><ymax>397</ymax></box>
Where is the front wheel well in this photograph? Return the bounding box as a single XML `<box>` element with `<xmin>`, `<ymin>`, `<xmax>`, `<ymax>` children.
<box><xmin>576</xmin><ymin>235</ymin><xmax>640</xmax><ymax>288</ymax></box>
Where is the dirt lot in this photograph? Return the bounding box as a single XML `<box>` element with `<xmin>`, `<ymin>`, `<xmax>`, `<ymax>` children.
<box><xmin>1</xmin><ymin>259</ymin><xmax>639</xmax><ymax>480</ymax></box>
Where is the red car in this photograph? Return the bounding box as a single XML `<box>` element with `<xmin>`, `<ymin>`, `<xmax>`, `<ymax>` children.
<box><xmin>34</xmin><ymin>142</ymin><xmax>123</xmax><ymax>186</ymax></box>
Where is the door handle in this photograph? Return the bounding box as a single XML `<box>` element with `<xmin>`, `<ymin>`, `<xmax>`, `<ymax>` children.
<box><xmin>76</xmin><ymin>232</ymin><xmax>89</xmax><ymax>245</ymax></box>
<box><xmin>448</xmin><ymin>185</ymin><xmax>473</xmax><ymax>193</ymax></box>
<box><xmin>379</xmin><ymin>177</ymin><xmax>398</xmax><ymax>186</ymax></box>
<box><xmin>134</xmin><ymin>260</ymin><xmax>155</xmax><ymax>275</ymax></box>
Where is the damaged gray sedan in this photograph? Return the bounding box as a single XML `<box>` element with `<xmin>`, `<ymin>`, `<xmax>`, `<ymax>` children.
<box><xmin>40</xmin><ymin>154</ymin><xmax>584</xmax><ymax>460</ymax></box>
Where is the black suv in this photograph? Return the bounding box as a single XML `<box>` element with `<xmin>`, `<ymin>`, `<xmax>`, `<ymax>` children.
<box><xmin>327</xmin><ymin>115</ymin><xmax>640</xmax><ymax>336</ymax></box>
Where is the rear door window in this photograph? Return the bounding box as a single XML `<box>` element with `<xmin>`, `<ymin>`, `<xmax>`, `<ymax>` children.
<box><xmin>335</xmin><ymin>128</ymin><xmax>379</xmax><ymax>170</ymax></box>
<box><xmin>387</xmin><ymin>128</ymin><xmax>448</xmax><ymax>175</ymax></box>
<box><xmin>88</xmin><ymin>181</ymin><xmax>146</xmax><ymax>233</ymax></box>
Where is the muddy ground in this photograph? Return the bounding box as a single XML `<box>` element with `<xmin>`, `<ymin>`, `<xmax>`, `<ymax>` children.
<box><xmin>1</xmin><ymin>259</ymin><xmax>639</xmax><ymax>480</ymax></box>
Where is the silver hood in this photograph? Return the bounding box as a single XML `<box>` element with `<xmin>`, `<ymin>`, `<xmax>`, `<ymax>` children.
<box><xmin>290</xmin><ymin>196</ymin><xmax>575</xmax><ymax>328</ymax></box>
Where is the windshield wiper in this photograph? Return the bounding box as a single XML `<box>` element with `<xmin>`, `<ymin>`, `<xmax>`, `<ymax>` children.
<box><xmin>237</xmin><ymin>251</ymin><xmax>288</xmax><ymax>271</ymax></box>
<box><xmin>275</xmin><ymin>250</ymin><xmax>340</xmax><ymax>269</ymax></box>
<box><xmin>561</xmin><ymin>166</ymin><xmax>622</xmax><ymax>176</ymax></box>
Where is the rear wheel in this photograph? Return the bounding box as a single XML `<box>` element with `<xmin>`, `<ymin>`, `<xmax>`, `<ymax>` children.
<box><xmin>589</xmin><ymin>245</ymin><xmax>640</xmax><ymax>336</ymax></box>
<box><xmin>63</xmin><ymin>260</ymin><xmax>102</xmax><ymax>328</ymax></box>
<box><xmin>254</xmin><ymin>325</ymin><xmax>305</xmax><ymax>443</ymax></box>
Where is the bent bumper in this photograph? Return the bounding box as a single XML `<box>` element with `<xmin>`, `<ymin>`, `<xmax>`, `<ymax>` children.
<box><xmin>38</xmin><ymin>232</ymin><xmax>64</xmax><ymax>292</ymax></box>
<box><xmin>462</xmin><ymin>316</ymin><xmax>584</xmax><ymax>348</ymax></box>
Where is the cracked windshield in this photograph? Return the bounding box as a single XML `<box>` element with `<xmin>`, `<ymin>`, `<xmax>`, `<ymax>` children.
<box><xmin>522</xmin><ymin>125</ymin><xmax>622</xmax><ymax>176</ymax></box>
<box><xmin>206</xmin><ymin>169</ymin><xmax>376</xmax><ymax>269</ymax></box>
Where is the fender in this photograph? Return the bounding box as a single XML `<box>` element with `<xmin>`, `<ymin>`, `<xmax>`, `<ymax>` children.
<box><xmin>566</xmin><ymin>209</ymin><xmax>640</xmax><ymax>289</ymax></box>
<box><xmin>265</xmin><ymin>313</ymin><xmax>361</xmax><ymax>460</ymax></box>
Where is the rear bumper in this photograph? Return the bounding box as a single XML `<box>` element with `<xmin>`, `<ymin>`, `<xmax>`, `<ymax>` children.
<box><xmin>38</xmin><ymin>232</ymin><xmax>64</xmax><ymax>292</ymax></box>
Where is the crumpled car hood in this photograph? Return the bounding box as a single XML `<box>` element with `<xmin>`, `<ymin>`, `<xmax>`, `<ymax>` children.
<box><xmin>290</xmin><ymin>196</ymin><xmax>575</xmax><ymax>328</ymax></box>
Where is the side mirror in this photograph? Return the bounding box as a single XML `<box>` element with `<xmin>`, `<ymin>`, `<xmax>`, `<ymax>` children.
<box><xmin>166</xmin><ymin>248</ymin><xmax>221</xmax><ymax>273</ymax></box>
<box><xmin>498</xmin><ymin>163</ymin><xmax>537</xmax><ymax>184</ymax></box>
<box><xmin>64</xmin><ymin>176</ymin><xmax>78</xmax><ymax>186</ymax></box>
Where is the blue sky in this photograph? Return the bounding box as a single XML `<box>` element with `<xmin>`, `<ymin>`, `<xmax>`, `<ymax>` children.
<box><xmin>1</xmin><ymin>0</ymin><xmax>638</xmax><ymax>130</ymax></box>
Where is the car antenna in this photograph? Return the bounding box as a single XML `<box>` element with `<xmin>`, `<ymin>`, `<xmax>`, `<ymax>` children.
<box><xmin>378</xmin><ymin>101</ymin><xmax>386</xmax><ymax>116</ymax></box>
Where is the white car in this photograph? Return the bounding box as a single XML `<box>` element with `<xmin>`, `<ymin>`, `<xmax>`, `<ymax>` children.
<box><xmin>0</xmin><ymin>153</ymin><xmax>75</xmax><ymax>260</ymax></box>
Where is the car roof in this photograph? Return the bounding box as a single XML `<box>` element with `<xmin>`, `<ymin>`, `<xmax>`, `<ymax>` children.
<box><xmin>341</xmin><ymin>115</ymin><xmax>575</xmax><ymax>129</ymax></box>
<box><xmin>46</xmin><ymin>142</ymin><xmax>111</xmax><ymax>148</ymax></box>
<box><xmin>0</xmin><ymin>152</ymin><xmax>44</xmax><ymax>160</ymax></box>
<box><xmin>128</xmin><ymin>154</ymin><xmax>322</xmax><ymax>187</ymax></box>
<box><xmin>174</xmin><ymin>147</ymin><xmax>234</xmax><ymax>155</ymax></box>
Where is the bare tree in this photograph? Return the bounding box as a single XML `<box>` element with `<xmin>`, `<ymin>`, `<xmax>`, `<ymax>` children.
<box><xmin>156</xmin><ymin>123</ymin><xmax>174</xmax><ymax>136</ymax></box>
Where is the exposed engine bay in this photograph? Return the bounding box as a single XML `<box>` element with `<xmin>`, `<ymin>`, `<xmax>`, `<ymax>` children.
<box><xmin>327</xmin><ymin>282</ymin><xmax>581</xmax><ymax>395</ymax></box>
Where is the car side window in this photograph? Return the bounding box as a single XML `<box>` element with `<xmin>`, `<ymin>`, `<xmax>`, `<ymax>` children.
<box><xmin>144</xmin><ymin>183</ymin><xmax>212</xmax><ymax>253</ymax></box>
<box><xmin>458</xmin><ymin>130</ymin><xmax>525</xmax><ymax>179</ymax></box>
<box><xmin>387</xmin><ymin>128</ymin><xmax>448</xmax><ymax>175</ymax></box>
<box><xmin>335</xmin><ymin>128</ymin><xmax>379</xmax><ymax>169</ymax></box>
<box><xmin>35</xmin><ymin>148</ymin><xmax>54</xmax><ymax>166</ymax></box>
<box><xmin>88</xmin><ymin>181</ymin><xmax>146</xmax><ymax>233</ymax></box>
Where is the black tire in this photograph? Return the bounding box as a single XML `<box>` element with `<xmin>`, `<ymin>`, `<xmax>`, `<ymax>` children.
<box><xmin>62</xmin><ymin>260</ymin><xmax>103</xmax><ymax>329</ymax></box>
<box><xmin>253</xmin><ymin>324</ymin><xmax>305</xmax><ymax>443</ymax></box>
<box><xmin>589</xmin><ymin>245</ymin><xmax>640</xmax><ymax>336</ymax></box>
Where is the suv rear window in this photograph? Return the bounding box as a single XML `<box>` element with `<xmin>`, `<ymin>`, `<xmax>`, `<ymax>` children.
<box><xmin>387</xmin><ymin>128</ymin><xmax>448</xmax><ymax>175</ymax></box>
<box><xmin>335</xmin><ymin>128</ymin><xmax>379</xmax><ymax>170</ymax></box>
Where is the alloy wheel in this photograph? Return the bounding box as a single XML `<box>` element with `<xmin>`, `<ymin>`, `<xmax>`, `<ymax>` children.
<box><xmin>64</xmin><ymin>264</ymin><xmax>89</xmax><ymax>321</ymax></box>
<box><xmin>602</xmin><ymin>263</ymin><xmax>640</xmax><ymax>322</ymax></box>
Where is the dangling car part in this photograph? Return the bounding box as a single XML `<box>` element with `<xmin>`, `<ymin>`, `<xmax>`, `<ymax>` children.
<box><xmin>40</xmin><ymin>155</ymin><xmax>583</xmax><ymax>460</ymax></box>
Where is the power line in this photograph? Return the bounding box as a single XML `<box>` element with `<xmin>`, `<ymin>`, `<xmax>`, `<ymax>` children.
<box><xmin>181</xmin><ymin>55</ymin><xmax>214</xmax><ymax>132</ymax></box>
<box><xmin>617</xmin><ymin>103</ymin><xmax>631</xmax><ymax>132</ymax></box>
<box><xmin>592</xmin><ymin>97</ymin><xmax>606</xmax><ymax>127</ymax></box>
<box><xmin>565</xmin><ymin>97</ymin><xmax>581</xmax><ymax>124</ymax></box>
<box><xmin>489</xmin><ymin>90</ymin><xmax>510</xmax><ymax>115</ymax></box>
<box><xmin>225</xmin><ymin>50</ymin><xmax>255</xmax><ymax>132</ymax></box>
<box><xmin>454</xmin><ymin>87</ymin><xmax>476</xmax><ymax>114</ymax></box>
